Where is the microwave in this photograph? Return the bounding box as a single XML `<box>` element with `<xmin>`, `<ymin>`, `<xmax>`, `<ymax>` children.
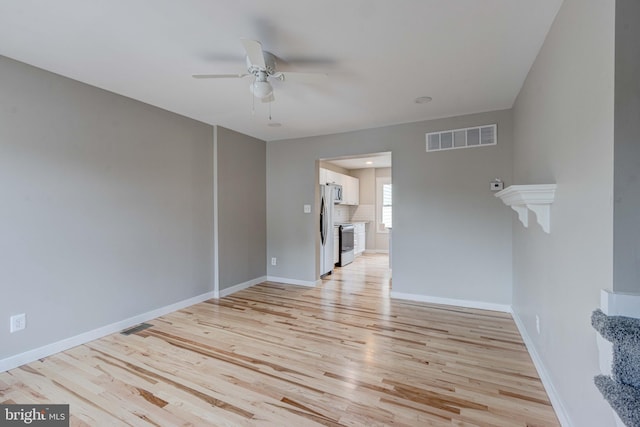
<box><xmin>331</xmin><ymin>184</ymin><xmax>343</xmax><ymax>203</ymax></box>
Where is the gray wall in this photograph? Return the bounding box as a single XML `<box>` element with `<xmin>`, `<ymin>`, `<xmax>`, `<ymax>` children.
<box><xmin>217</xmin><ymin>126</ymin><xmax>266</xmax><ymax>290</ymax></box>
<box><xmin>511</xmin><ymin>0</ymin><xmax>615</xmax><ymax>425</ymax></box>
<box><xmin>613</xmin><ymin>0</ymin><xmax>640</xmax><ymax>293</ymax></box>
<box><xmin>267</xmin><ymin>109</ymin><xmax>513</xmax><ymax>304</ymax></box>
<box><xmin>350</xmin><ymin>168</ymin><xmax>375</xmax><ymax>205</ymax></box>
<box><xmin>0</xmin><ymin>56</ymin><xmax>214</xmax><ymax>359</ymax></box>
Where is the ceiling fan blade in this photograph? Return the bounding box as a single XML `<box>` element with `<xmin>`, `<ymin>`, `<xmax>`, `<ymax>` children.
<box><xmin>261</xmin><ymin>93</ymin><xmax>275</xmax><ymax>103</ymax></box>
<box><xmin>192</xmin><ymin>73</ymin><xmax>249</xmax><ymax>79</ymax></box>
<box><xmin>240</xmin><ymin>38</ymin><xmax>266</xmax><ymax>69</ymax></box>
<box><xmin>273</xmin><ymin>71</ymin><xmax>328</xmax><ymax>83</ymax></box>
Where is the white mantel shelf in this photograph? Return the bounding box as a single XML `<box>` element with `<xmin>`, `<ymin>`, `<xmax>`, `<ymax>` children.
<box><xmin>495</xmin><ymin>184</ymin><xmax>557</xmax><ymax>233</ymax></box>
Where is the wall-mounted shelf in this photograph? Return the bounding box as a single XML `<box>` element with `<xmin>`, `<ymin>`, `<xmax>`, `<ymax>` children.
<box><xmin>495</xmin><ymin>184</ymin><xmax>557</xmax><ymax>233</ymax></box>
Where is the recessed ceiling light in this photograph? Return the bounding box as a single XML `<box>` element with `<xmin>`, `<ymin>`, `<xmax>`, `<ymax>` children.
<box><xmin>267</xmin><ymin>122</ymin><xmax>282</xmax><ymax>127</ymax></box>
<box><xmin>365</xmin><ymin>161</ymin><xmax>373</xmax><ymax>165</ymax></box>
<box><xmin>414</xmin><ymin>96</ymin><xmax>433</xmax><ymax>104</ymax></box>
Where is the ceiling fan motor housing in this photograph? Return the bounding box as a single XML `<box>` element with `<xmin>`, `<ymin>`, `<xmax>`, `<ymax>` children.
<box><xmin>246</xmin><ymin>51</ymin><xmax>276</xmax><ymax>76</ymax></box>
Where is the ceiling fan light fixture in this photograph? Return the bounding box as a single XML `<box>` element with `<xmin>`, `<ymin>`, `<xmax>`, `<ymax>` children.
<box><xmin>250</xmin><ymin>80</ymin><xmax>273</xmax><ymax>99</ymax></box>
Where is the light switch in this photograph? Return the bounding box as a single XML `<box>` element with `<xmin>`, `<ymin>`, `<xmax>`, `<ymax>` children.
<box><xmin>303</xmin><ymin>204</ymin><xmax>311</xmax><ymax>213</ymax></box>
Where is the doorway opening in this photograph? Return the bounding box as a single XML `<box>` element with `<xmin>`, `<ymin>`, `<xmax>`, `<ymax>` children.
<box><xmin>317</xmin><ymin>151</ymin><xmax>392</xmax><ymax>288</ymax></box>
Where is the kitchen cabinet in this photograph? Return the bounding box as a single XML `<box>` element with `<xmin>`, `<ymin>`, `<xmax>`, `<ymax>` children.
<box><xmin>354</xmin><ymin>223</ymin><xmax>366</xmax><ymax>255</ymax></box>
<box><xmin>324</xmin><ymin>169</ymin><xmax>343</xmax><ymax>186</ymax></box>
<box><xmin>319</xmin><ymin>168</ymin><xmax>359</xmax><ymax>205</ymax></box>
<box><xmin>353</xmin><ymin>177</ymin><xmax>360</xmax><ymax>205</ymax></box>
<box><xmin>333</xmin><ymin>226</ymin><xmax>340</xmax><ymax>264</ymax></box>
<box><xmin>347</xmin><ymin>176</ymin><xmax>360</xmax><ymax>205</ymax></box>
<box><xmin>340</xmin><ymin>175</ymin><xmax>359</xmax><ymax>205</ymax></box>
<box><xmin>319</xmin><ymin>168</ymin><xmax>327</xmax><ymax>185</ymax></box>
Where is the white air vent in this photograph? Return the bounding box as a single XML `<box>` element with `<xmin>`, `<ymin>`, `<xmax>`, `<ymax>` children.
<box><xmin>426</xmin><ymin>124</ymin><xmax>497</xmax><ymax>152</ymax></box>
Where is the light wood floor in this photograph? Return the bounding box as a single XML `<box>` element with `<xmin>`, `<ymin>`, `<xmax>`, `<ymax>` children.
<box><xmin>0</xmin><ymin>254</ymin><xmax>559</xmax><ymax>426</ymax></box>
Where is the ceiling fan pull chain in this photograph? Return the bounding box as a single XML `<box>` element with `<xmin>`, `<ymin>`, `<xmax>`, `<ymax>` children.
<box><xmin>269</xmin><ymin>102</ymin><xmax>272</xmax><ymax>121</ymax></box>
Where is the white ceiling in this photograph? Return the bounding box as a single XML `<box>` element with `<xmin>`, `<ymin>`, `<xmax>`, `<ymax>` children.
<box><xmin>326</xmin><ymin>153</ymin><xmax>392</xmax><ymax>170</ymax></box>
<box><xmin>0</xmin><ymin>0</ymin><xmax>562</xmax><ymax>142</ymax></box>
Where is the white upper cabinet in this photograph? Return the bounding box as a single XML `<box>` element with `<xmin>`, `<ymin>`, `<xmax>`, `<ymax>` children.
<box><xmin>342</xmin><ymin>175</ymin><xmax>359</xmax><ymax>205</ymax></box>
<box><xmin>322</xmin><ymin>168</ymin><xmax>342</xmax><ymax>186</ymax></box>
<box><xmin>319</xmin><ymin>168</ymin><xmax>359</xmax><ymax>205</ymax></box>
<box><xmin>350</xmin><ymin>176</ymin><xmax>360</xmax><ymax>205</ymax></box>
<box><xmin>329</xmin><ymin>170</ymin><xmax>344</xmax><ymax>187</ymax></box>
<box><xmin>319</xmin><ymin>168</ymin><xmax>327</xmax><ymax>185</ymax></box>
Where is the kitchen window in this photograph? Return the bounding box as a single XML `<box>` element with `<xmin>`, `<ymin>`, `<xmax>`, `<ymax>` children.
<box><xmin>376</xmin><ymin>177</ymin><xmax>392</xmax><ymax>233</ymax></box>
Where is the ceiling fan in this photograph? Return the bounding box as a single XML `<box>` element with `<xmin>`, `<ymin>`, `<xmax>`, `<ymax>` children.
<box><xmin>193</xmin><ymin>38</ymin><xmax>328</xmax><ymax>103</ymax></box>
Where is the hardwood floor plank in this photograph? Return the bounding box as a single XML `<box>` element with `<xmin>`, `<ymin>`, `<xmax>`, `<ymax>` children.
<box><xmin>0</xmin><ymin>254</ymin><xmax>559</xmax><ymax>426</ymax></box>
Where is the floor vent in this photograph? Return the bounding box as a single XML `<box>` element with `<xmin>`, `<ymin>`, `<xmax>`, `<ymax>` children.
<box><xmin>120</xmin><ymin>323</ymin><xmax>153</xmax><ymax>335</ymax></box>
<box><xmin>426</xmin><ymin>124</ymin><xmax>497</xmax><ymax>152</ymax></box>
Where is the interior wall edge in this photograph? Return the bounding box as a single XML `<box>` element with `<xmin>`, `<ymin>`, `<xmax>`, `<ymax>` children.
<box><xmin>511</xmin><ymin>309</ymin><xmax>573</xmax><ymax>427</ymax></box>
<box><xmin>213</xmin><ymin>125</ymin><xmax>220</xmax><ymax>295</ymax></box>
<box><xmin>265</xmin><ymin>276</ymin><xmax>318</xmax><ymax>287</ymax></box>
<box><xmin>218</xmin><ymin>276</ymin><xmax>268</xmax><ymax>298</ymax></box>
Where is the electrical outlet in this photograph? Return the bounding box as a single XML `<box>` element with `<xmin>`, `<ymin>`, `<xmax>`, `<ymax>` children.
<box><xmin>535</xmin><ymin>315</ymin><xmax>540</xmax><ymax>334</ymax></box>
<box><xmin>271</xmin><ymin>257</ymin><xmax>277</xmax><ymax>266</ymax></box>
<box><xmin>10</xmin><ymin>313</ymin><xmax>26</xmax><ymax>333</ymax></box>
<box><xmin>303</xmin><ymin>204</ymin><xmax>311</xmax><ymax>214</ymax></box>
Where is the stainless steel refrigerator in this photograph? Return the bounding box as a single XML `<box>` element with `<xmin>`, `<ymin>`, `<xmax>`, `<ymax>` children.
<box><xmin>319</xmin><ymin>184</ymin><xmax>338</xmax><ymax>276</ymax></box>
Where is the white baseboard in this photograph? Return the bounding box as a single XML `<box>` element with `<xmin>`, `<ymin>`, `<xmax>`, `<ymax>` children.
<box><xmin>511</xmin><ymin>311</ymin><xmax>572</xmax><ymax>427</ymax></box>
<box><xmin>364</xmin><ymin>249</ymin><xmax>389</xmax><ymax>254</ymax></box>
<box><xmin>266</xmin><ymin>276</ymin><xmax>318</xmax><ymax>287</ymax></box>
<box><xmin>600</xmin><ymin>289</ymin><xmax>640</xmax><ymax>317</ymax></box>
<box><xmin>390</xmin><ymin>292</ymin><xmax>511</xmax><ymax>313</ymax></box>
<box><xmin>390</xmin><ymin>292</ymin><xmax>569</xmax><ymax>425</ymax></box>
<box><xmin>218</xmin><ymin>276</ymin><xmax>266</xmax><ymax>298</ymax></box>
<box><xmin>0</xmin><ymin>290</ymin><xmax>216</xmax><ymax>373</ymax></box>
